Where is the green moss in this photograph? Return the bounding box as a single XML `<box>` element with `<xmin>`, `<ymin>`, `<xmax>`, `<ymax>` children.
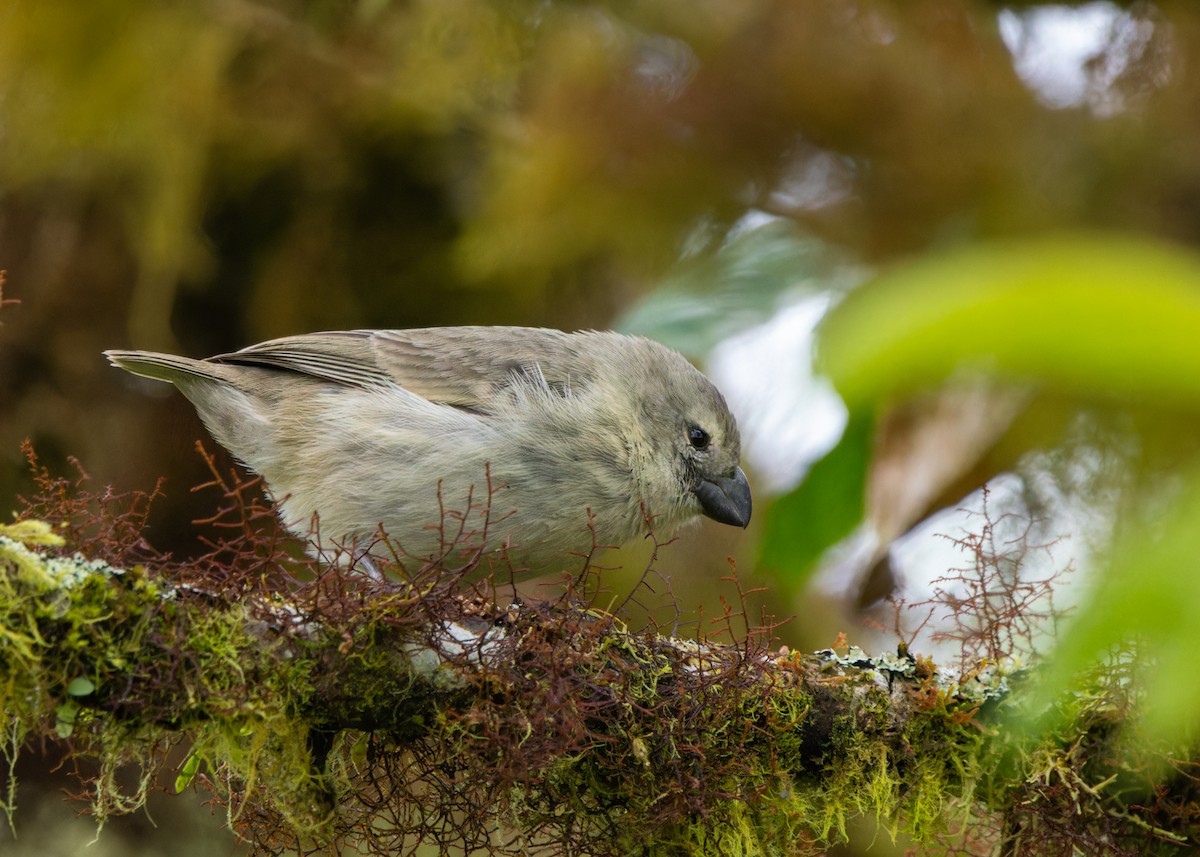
<box><xmin>2</xmin><ymin>528</ymin><xmax>996</xmax><ymax>853</ymax></box>
<box><xmin>437</xmin><ymin>632</ymin><xmax>979</xmax><ymax>856</ymax></box>
<box><xmin>0</xmin><ymin>523</ymin><xmax>335</xmax><ymax>839</ymax></box>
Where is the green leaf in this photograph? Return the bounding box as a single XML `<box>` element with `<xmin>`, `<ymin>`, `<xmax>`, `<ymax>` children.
<box><xmin>758</xmin><ymin>410</ymin><xmax>872</xmax><ymax>584</ymax></box>
<box><xmin>617</xmin><ymin>220</ymin><xmax>856</xmax><ymax>356</ymax></box>
<box><xmin>55</xmin><ymin>700</ymin><xmax>79</xmax><ymax>738</ymax></box>
<box><xmin>819</xmin><ymin>232</ymin><xmax>1200</xmax><ymax>409</ymax></box>
<box><xmin>66</xmin><ymin>677</ymin><xmax>95</xmax><ymax>697</ymax></box>
<box><xmin>175</xmin><ymin>751</ymin><xmax>202</xmax><ymax>794</ymax></box>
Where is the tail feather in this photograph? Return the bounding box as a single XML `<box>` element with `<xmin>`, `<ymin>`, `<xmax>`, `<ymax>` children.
<box><xmin>104</xmin><ymin>350</ymin><xmax>229</xmax><ymax>386</ymax></box>
<box><xmin>105</xmin><ymin>349</ymin><xmax>272</xmax><ymax>465</ymax></box>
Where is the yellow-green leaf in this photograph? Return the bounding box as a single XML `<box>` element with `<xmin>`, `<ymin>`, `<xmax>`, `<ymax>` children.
<box><xmin>820</xmin><ymin>232</ymin><xmax>1200</xmax><ymax>409</ymax></box>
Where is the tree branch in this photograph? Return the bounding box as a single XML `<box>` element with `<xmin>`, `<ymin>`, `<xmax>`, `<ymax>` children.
<box><xmin>0</xmin><ymin>522</ymin><xmax>978</xmax><ymax>854</ymax></box>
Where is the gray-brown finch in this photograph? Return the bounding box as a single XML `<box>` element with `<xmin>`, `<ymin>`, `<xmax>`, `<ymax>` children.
<box><xmin>106</xmin><ymin>327</ymin><xmax>751</xmax><ymax>574</ymax></box>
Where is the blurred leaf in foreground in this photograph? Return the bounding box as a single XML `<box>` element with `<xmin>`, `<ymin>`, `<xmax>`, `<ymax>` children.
<box><xmin>617</xmin><ymin>218</ymin><xmax>858</xmax><ymax>356</ymax></box>
<box><xmin>818</xmin><ymin>232</ymin><xmax>1200</xmax><ymax>409</ymax></box>
<box><xmin>1031</xmin><ymin>461</ymin><xmax>1200</xmax><ymax>749</ymax></box>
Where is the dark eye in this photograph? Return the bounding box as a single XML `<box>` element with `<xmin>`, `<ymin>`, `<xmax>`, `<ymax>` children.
<box><xmin>687</xmin><ymin>426</ymin><xmax>710</xmax><ymax>450</ymax></box>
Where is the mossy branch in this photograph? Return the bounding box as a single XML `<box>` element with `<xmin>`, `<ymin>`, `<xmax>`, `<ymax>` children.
<box><xmin>3</xmin><ymin>516</ymin><xmax>1197</xmax><ymax>856</ymax></box>
<box><xmin>0</xmin><ymin>520</ymin><xmax>986</xmax><ymax>855</ymax></box>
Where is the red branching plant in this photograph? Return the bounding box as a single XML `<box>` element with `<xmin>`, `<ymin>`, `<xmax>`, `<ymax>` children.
<box><xmin>17</xmin><ymin>440</ymin><xmax>168</xmax><ymax>570</ymax></box>
<box><xmin>183</xmin><ymin>441</ymin><xmax>301</xmax><ymax>594</ymax></box>
<box><xmin>894</xmin><ymin>486</ymin><xmax>1074</xmax><ymax>680</ymax></box>
<box><xmin>708</xmin><ymin>558</ymin><xmax>789</xmax><ymax>652</ymax></box>
<box><xmin>12</xmin><ymin>439</ymin><xmax>806</xmax><ymax>857</ymax></box>
<box><xmin>219</xmin><ymin>525</ymin><xmax>790</xmax><ymax>856</ymax></box>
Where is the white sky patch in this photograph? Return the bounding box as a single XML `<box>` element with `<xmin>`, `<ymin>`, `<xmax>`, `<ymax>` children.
<box><xmin>770</xmin><ymin>150</ymin><xmax>857</xmax><ymax>213</ymax></box>
<box><xmin>707</xmin><ymin>294</ymin><xmax>847</xmax><ymax>494</ymax></box>
<box><xmin>998</xmin><ymin>3</ymin><xmax>1123</xmax><ymax>109</ymax></box>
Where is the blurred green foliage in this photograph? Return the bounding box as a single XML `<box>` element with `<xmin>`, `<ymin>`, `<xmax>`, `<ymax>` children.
<box><xmin>819</xmin><ymin>233</ymin><xmax>1200</xmax><ymax>408</ymax></box>
<box><xmin>616</xmin><ymin>218</ymin><xmax>859</xmax><ymax>356</ymax></box>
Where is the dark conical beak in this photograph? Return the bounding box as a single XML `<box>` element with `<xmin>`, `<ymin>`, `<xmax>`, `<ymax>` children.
<box><xmin>692</xmin><ymin>466</ymin><xmax>752</xmax><ymax>528</ymax></box>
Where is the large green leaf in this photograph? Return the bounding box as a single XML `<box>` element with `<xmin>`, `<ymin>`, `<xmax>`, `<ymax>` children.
<box><xmin>818</xmin><ymin>232</ymin><xmax>1200</xmax><ymax>408</ymax></box>
<box><xmin>757</xmin><ymin>410</ymin><xmax>872</xmax><ymax>584</ymax></box>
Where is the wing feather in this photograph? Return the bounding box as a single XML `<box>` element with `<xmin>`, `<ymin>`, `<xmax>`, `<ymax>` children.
<box><xmin>211</xmin><ymin>327</ymin><xmax>601</xmax><ymax>411</ymax></box>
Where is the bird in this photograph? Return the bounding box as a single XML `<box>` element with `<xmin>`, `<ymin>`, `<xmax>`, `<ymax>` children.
<box><xmin>105</xmin><ymin>327</ymin><xmax>751</xmax><ymax>576</ymax></box>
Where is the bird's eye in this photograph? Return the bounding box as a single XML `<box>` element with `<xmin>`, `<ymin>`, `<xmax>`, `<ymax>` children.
<box><xmin>687</xmin><ymin>426</ymin><xmax>711</xmax><ymax>450</ymax></box>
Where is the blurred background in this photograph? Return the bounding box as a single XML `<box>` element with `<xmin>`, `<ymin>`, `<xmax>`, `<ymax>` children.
<box><xmin>4</xmin><ymin>0</ymin><xmax>1200</xmax><ymax>854</ymax></box>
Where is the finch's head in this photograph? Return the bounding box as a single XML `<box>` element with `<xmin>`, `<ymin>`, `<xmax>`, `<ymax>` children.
<box><xmin>614</xmin><ymin>338</ymin><xmax>752</xmax><ymax>532</ymax></box>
